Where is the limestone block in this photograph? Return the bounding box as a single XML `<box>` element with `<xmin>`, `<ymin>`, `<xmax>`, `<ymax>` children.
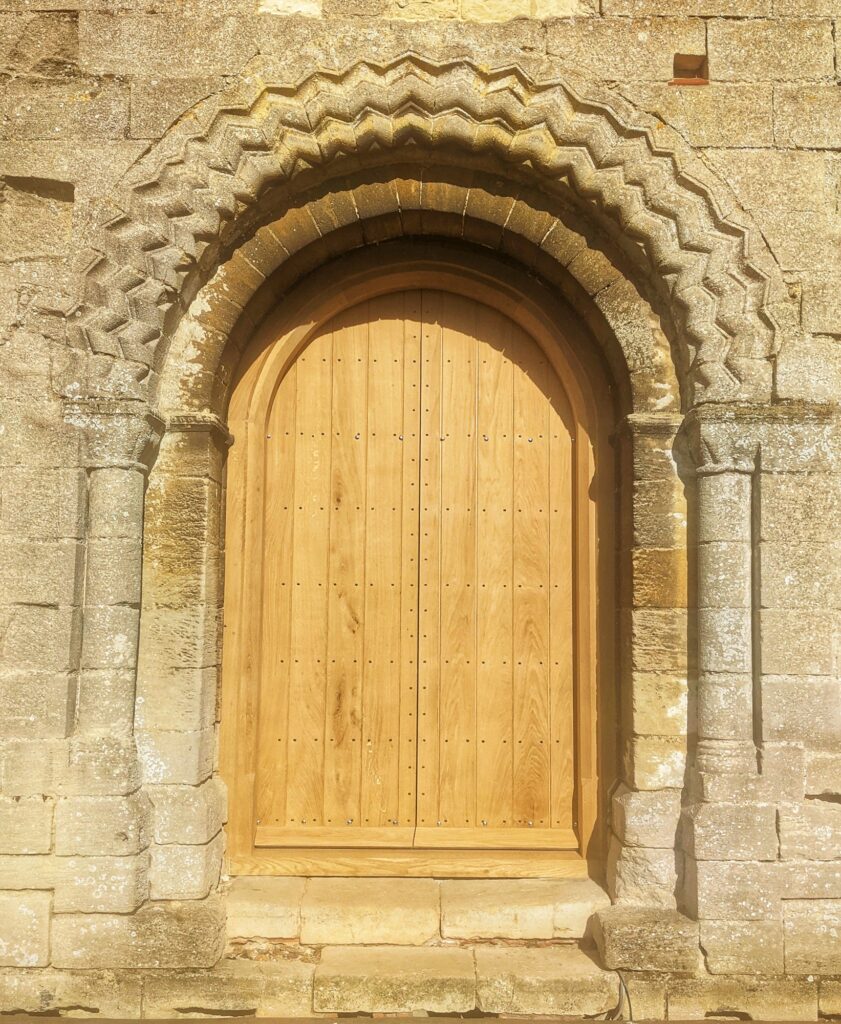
<box><xmin>149</xmin><ymin>831</ymin><xmax>223</xmax><ymax>900</ymax></box>
<box><xmin>142</xmin><ymin>958</ymin><xmax>314</xmax><ymax>1018</ymax></box>
<box><xmin>301</xmin><ymin>877</ymin><xmax>439</xmax><ymax>945</ymax></box>
<box><xmin>0</xmin><ymin>891</ymin><xmax>50</xmax><ymax>967</ymax></box>
<box><xmin>148</xmin><ymin>777</ymin><xmax>227</xmax><ymax>845</ymax></box>
<box><xmin>136</xmin><ymin>666</ymin><xmax>217</xmax><ymax>733</ymax></box>
<box><xmin>690</xmin><ymin>859</ymin><xmax>783</xmax><ymax>920</ymax></box>
<box><xmin>138</xmin><ymin>605</ymin><xmax>218</xmax><ymax>673</ymax></box>
<box><xmin>475</xmin><ymin>945</ymin><xmax>617</xmax><ymax>1016</ymax></box>
<box><xmin>780</xmin><ymin>802</ymin><xmax>841</xmax><ymax>860</ymax></box>
<box><xmin>760</xmin><ymin>613</ymin><xmax>835</xmax><ymax>676</ymax></box>
<box><xmin>806</xmin><ymin>751</ymin><xmax>841</xmax><ymax>797</ymax></box>
<box><xmin>0</xmin><ymin>78</ymin><xmax>129</xmax><ymax>140</ymax></box>
<box><xmin>775</xmin><ymin>84</ymin><xmax>841</xmax><ymax>148</ymax></box>
<box><xmin>63</xmin><ymin>735</ymin><xmax>140</xmax><ymax>796</ymax></box>
<box><xmin>0</xmin><ymin>672</ymin><xmax>75</xmax><ymax>739</ymax></box>
<box><xmin>546</xmin><ymin>18</ymin><xmax>705</xmax><ymax>83</ymax></box>
<box><xmin>668</xmin><ymin>976</ymin><xmax>817</xmax><ymax>1021</ymax></box>
<box><xmin>440</xmin><ymin>878</ymin><xmax>609</xmax><ymax>940</ymax></box>
<box><xmin>0</xmin><ymin>796</ymin><xmax>52</xmax><ymax>855</ymax></box>
<box><xmin>85</xmin><ymin>539</ymin><xmax>143</xmax><ymax>606</ymax></box>
<box><xmin>75</xmin><ymin>669</ymin><xmax>136</xmax><ymax>734</ymax></box>
<box><xmin>697</xmin><ymin>608</ymin><xmax>752</xmax><ymax>674</ymax></box>
<box><xmin>0</xmin><ymin>854</ymin><xmax>56</xmax><ymax>891</ymax></box>
<box><xmin>313</xmin><ymin>945</ymin><xmax>475</xmax><ymax>1014</ymax></box>
<box><xmin>697</xmin><ymin>472</ymin><xmax>751</xmax><ymax>544</ymax></box>
<box><xmin>0</xmin><ymin>967</ymin><xmax>142</xmax><ymax>1018</ymax></box>
<box><xmin>625</xmin><ymin>735</ymin><xmax>687</xmax><ymax>790</ymax></box>
<box><xmin>0</xmin><ymin>176</ymin><xmax>73</xmax><ymax>260</ymax></box>
<box><xmin>761</xmin><ymin>541</ymin><xmax>840</xmax><ymax>609</ymax></box>
<box><xmin>785</xmin><ymin>859</ymin><xmax>841</xmax><ymax>899</ymax></box>
<box><xmin>632</xmin><ymin>478</ymin><xmax>687</xmax><ymax>548</ymax></box>
<box><xmin>620</xmin><ymin>83</ymin><xmax>773</xmax><ymax>148</ymax></box>
<box><xmin>697</xmin><ymin>542</ymin><xmax>752</xmax><ymax>609</ymax></box>
<box><xmin>608</xmin><ymin>840</ymin><xmax>676</xmax><ymax>908</ymax></box>
<box><xmin>803</xmin><ymin>275</ymin><xmax>841</xmax><ymax>335</ymax></box>
<box><xmin>55</xmin><ymin>792</ymin><xmax>150</xmax><ymax>857</ymax></box>
<box><xmin>0</xmin><ymin>468</ymin><xmax>85</xmax><ymax>540</ymax></box>
<box><xmin>0</xmin><ymin>401</ymin><xmax>78</xmax><ymax>469</ymax></box>
<box><xmin>632</xmin><ymin>548</ymin><xmax>687</xmax><ymax>609</ymax></box>
<box><xmin>701</xmin><ymin>919</ymin><xmax>784</xmax><ymax>975</ymax></box>
<box><xmin>784</xmin><ymin>898</ymin><xmax>841</xmax><ymax>973</ymax></box>
<box><xmin>130</xmin><ymin>77</ymin><xmax>222</xmax><ymax>139</ymax></box>
<box><xmin>708</xmin><ymin>18</ymin><xmax>834</xmax><ymax>80</ymax></box>
<box><xmin>696</xmin><ymin>673</ymin><xmax>754</xmax><ymax>742</ymax></box>
<box><xmin>136</xmin><ymin>728</ymin><xmax>214</xmax><ymax>785</ymax></box>
<box><xmin>612</xmin><ymin>785</ymin><xmax>681</xmax><ymax>848</ymax></box>
<box><xmin>684</xmin><ymin>803</ymin><xmax>778</xmax><ymax>861</ymax></box>
<box><xmin>226</xmin><ymin>876</ymin><xmax>305</xmax><ymax>939</ymax></box>
<box><xmin>594</xmin><ymin>906</ymin><xmax>700</xmax><ymax>973</ymax></box>
<box><xmin>51</xmin><ymin>894</ymin><xmax>225</xmax><ymax>969</ymax></box>
<box><xmin>80</xmin><ymin>604</ymin><xmax>139</xmax><ymax>672</ymax></box>
<box><xmin>0</xmin><ymin>539</ymin><xmax>81</xmax><ymax>606</ymax></box>
<box><xmin>54</xmin><ymin>852</ymin><xmax>149</xmax><ymax>913</ymax></box>
<box><xmin>763</xmin><ymin>676</ymin><xmax>841</xmax><ymax>746</ymax></box>
<box><xmin>0</xmin><ymin>738</ymin><xmax>67</xmax><ymax>797</ymax></box>
<box><xmin>88</xmin><ymin>468</ymin><xmax>145</xmax><ymax>540</ymax></box>
<box><xmin>776</xmin><ymin>336</ymin><xmax>841</xmax><ymax>404</ymax></box>
<box><xmin>628</xmin><ymin>609</ymin><xmax>688</xmax><ymax>673</ymax></box>
<box><xmin>630</xmin><ymin>673</ymin><xmax>688</xmax><ymax>738</ymax></box>
<box><xmin>605</xmin><ymin>0</ymin><xmax>768</xmax><ymax>10</ymax></box>
<box><xmin>0</xmin><ymin>12</ymin><xmax>77</xmax><ymax>76</ymax></box>
<box><xmin>78</xmin><ymin>15</ymin><xmax>257</xmax><ymax>77</ymax></box>
<box><xmin>821</xmin><ymin>980</ymin><xmax>841</xmax><ymax>1019</ymax></box>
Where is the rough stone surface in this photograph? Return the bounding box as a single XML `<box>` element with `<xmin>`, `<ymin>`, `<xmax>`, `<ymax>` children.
<box><xmin>313</xmin><ymin>946</ymin><xmax>475</xmax><ymax>1014</ymax></box>
<box><xmin>440</xmin><ymin>878</ymin><xmax>608</xmax><ymax>939</ymax></box>
<box><xmin>301</xmin><ymin>877</ymin><xmax>440</xmax><ymax>945</ymax></box>
<box><xmin>226</xmin><ymin>876</ymin><xmax>305</xmax><ymax>939</ymax></box>
<box><xmin>594</xmin><ymin>906</ymin><xmax>701</xmax><ymax>973</ymax></box>
<box><xmin>475</xmin><ymin>945</ymin><xmax>617</xmax><ymax>1016</ymax></box>
<box><xmin>0</xmin><ymin>891</ymin><xmax>50</xmax><ymax>967</ymax></box>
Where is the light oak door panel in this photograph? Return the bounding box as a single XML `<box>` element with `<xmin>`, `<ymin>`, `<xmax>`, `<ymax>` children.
<box><xmin>415</xmin><ymin>292</ymin><xmax>576</xmax><ymax>850</ymax></box>
<box><xmin>256</xmin><ymin>294</ymin><xmax>420</xmax><ymax>847</ymax></box>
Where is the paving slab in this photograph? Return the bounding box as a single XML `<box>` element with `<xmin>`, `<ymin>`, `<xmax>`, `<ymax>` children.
<box><xmin>301</xmin><ymin>877</ymin><xmax>439</xmax><ymax>945</ymax></box>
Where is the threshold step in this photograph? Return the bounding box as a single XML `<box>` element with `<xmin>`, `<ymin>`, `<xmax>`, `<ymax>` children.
<box><xmin>226</xmin><ymin>875</ymin><xmax>608</xmax><ymax>944</ymax></box>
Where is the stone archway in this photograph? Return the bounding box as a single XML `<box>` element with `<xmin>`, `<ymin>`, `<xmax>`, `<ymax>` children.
<box><xmin>62</xmin><ymin>53</ymin><xmax>801</xmax><ymax>972</ymax></box>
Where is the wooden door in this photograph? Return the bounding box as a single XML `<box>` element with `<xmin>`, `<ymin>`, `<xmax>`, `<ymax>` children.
<box><xmin>223</xmin><ymin>272</ymin><xmax>601</xmax><ymax>876</ymax></box>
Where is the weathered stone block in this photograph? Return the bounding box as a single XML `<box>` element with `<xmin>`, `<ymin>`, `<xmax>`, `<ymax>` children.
<box><xmin>142</xmin><ymin>958</ymin><xmax>314</xmax><ymax>1018</ymax></box>
<box><xmin>0</xmin><ymin>738</ymin><xmax>67</xmax><ymax>797</ymax></box>
<box><xmin>760</xmin><ymin>612</ymin><xmax>834</xmax><ymax>676</ymax></box>
<box><xmin>708</xmin><ymin>18</ymin><xmax>834</xmax><ymax>81</ymax></box>
<box><xmin>85</xmin><ymin>539</ymin><xmax>143</xmax><ymax>606</ymax></box>
<box><xmin>0</xmin><ymin>175</ymin><xmax>73</xmax><ymax>260</ymax></box>
<box><xmin>697</xmin><ymin>608</ymin><xmax>752</xmax><ymax>674</ymax></box>
<box><xmin>88</xmin><ymin>468</ymin><xmax>145</xmax><ymax>540</ymax></box>
<box><xmin>149</xmin><ymin>831</ymin><xmax>223</xmax><ymax>900</ymax></box>
<box><xmin>668</xmin><ymin>976</ymin><xmax>817</xmax><ymax>1021</ymax></box>
<box><xmin>612</xmin><ymin>785</ymin><xmax>681</xmax><ymax>848</ymax></box>
<box><xmin>441</xmin><ymin>878</ymin><xmax>608</xmax><ymax>940</ymax></box>
<box><xmin>301</xmin><ymin>877</ymin><xmax>439</xmax><ymax>945</ymax></box>
<box><xmin>697</xmin><ymin>472</ymin><xmax>751</xmax><ymax>544</ymax></box>
<box><xmin>80</xmin><ymin>604</ymin><xmax>140</xmax><ymax>672</ymax></box>
<box><xmin>54</xmin><ymin>852</ymin><xmax>149</xmax><ymax>913</ymax></box>
<box><xmin>760</xmin><ymin>473</ymin><xmax>840</xmax><ymax>544</ymax></box>
<box><xmin>628</xmin><ymin>609</ymin><xmax>688</xmax><ymax>673</ymax></box>
<box><xmin>0</xmin><ymin>468</ymin><xmax>85</xmax><ymax>540</ymax></box>
<box><xmin>130</xmin><ymin>77</ymin><xmax>221</xmax><ymax>138</ymax></box>
<box><xmin>684</xmin><ymin>802</ymin><xmax>778</xmax><ymax>861</ymax></box>
<box><xmin>313</xmin><ymin>945</ymin><xmax>475</xmax><ymax>1014</ymax></box>
<box><xmin>594</xmin><ymin>906</ymin><xmax>700</xmax><ymax>973</ymax></box>
<box><xmin>0</xmin><ymin>967</ymin><xmax>142</xmax><ymax>1018</ymax></box>
<box><xmin>55</xmin><ymin>791</ymin><xmax>150</xmax><ymax>856</ymax></box>
<box><xmin>630</xmin><ymin>672</ymin><xmax>687</xmax><ymax>738</ymax></box>
<box><xmin>226</xmin><ymin>876</ymin><xmax>305</xmax><ymax>939</ymax></box>
<box><xmin>622</xmin><ymin>82</ymin><xmax>773</xmax><ymax>149</ymax></box>
<box><xmin>147</xmin><ymin>777</ymin><xmax>227</xmax><ymax>845</ymax></box>
<box><xmin>775</xmin><ymin>83</ymin><xmax>841</xmax><ymax>148</ymax></box>
<box><xmin>697</xmin><ymin>542</ymin><xmax>752</xmax><ymax>609</ymax></box>
<box><xmin>0</xmin><ymin>79</ymin><xmax>129</xmax><ymax>140</ymax></box>
<box><xmin>780</xmin><ymin>802</ymin><xmax>841</xmax><ymax>861</ymax></box>
<box><xmin>63</xmin><ymin>735</ymin><xmax>140</xmax><ymax>796</ymax></box>
<box><xmin>51</xmin><ymin>894</ymin><xmax>225</xmax><ymax>969</ymax></box>
<box><xmin>475</xmin><ymin>945</ymin><xmax>617</xmax><ymax>1016</ymax></box>
<box><xmin>0</xmin><ymin>891</ymin><xmax>50</xmax><ymax>967</ymax></box>
<box><xmin>626</xmin><ymin>735</ymin><xmax>687</xmax><ymax>790</ymax></box>
<box><xmin>0</xmin><ymin>539</ymin><xmax>81</xmax><ymax>605</ymax></box>
<box><xmin>632</xmin><ymin>478</ymin><xmax>687</xmax><ymax>548</ymax></box>
<box><xmin>701</xmin><ymin>919</ymin><xmax>784</xmax><ymax>975</ymax></box>
<box><xmin>605</xmin><ymin>0</ymin><xmax>768</xmax><ymax>10</ymax></box>
<box><xmin>0</xmin><ymin>672</ymin><xmax>75</xmax><ymax>739</ymax></box>
<box><xmin>631</xmin><ymin>548</ymin><xmax>687</xmax><ymax>609</ymax></box>
<box><xmin>78</xmin><ymin>15</ymin><xmax>257</xmax><ymax>77</ymax></box>
<box><xmin>135</xmin><ymin>666</ymin><xmax>218</xmax><ymax>733</ymax></box>
<box><xmin>0</xmin><ymin>796</ymin><xmax>52</xmax><ymax>854</ymax></box>
<box><xmin>784</xmin><ymin>898</ymin><xmax>841</xmax><ymax>973</ymax></box>
<box><xmin>690</xmin><ymin>859</ymin><xmax>782</xmax><ymax>920</ymax></box>
<box><xmin>776</xmin><ymin>335</ymin><xmax>841</xmax><ymax>404</ymax></box>
<box><xmin>136</xmin><ymin>727</ymin><xmax>214</xmax><ymax>787</ymax></box>
<box><xmin>763</xmin><ymin>676</ymin><xmax>841</xmax><ymax>746</ymax></box>
<box><xmin>696</xmin><ymin>673</ymin><xmax>754</xmax><ymax>742</ymax></box>
<box><xmin>546</xmin><ymin>18</ymin><xmax>705</xmax><ymax>82</ymax></box>
<box><xmin>821</xmin><ymin>980</ymin><xmax>841</xmax><ymax>1020</ymax></box>
<box><xmin>75</xmin><ymin>669</ymin><xmax>135</xmax><ymax>735</ymax></box>
<box><xmin>806</xmin><ymin>750</ymin><xmax>841</xmax><ymax>797</ymax></box>
<box><xmin>608</xmin><ymin>839</ymin><xmax>676</xmax><ymax>908</ymax></box>
<box><xmin>760</xmin><ymin>541</ymin><xmax>840</xmax><ymax>609</ymax></box>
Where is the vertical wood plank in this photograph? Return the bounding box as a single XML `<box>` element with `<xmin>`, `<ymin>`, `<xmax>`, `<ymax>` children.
<box><xmin>324</xmin><ymin>306</ymin><xmax>369</xmax><ymax>828</ymax></box>
<box><xmin>475</xmin><ymin>305</ymin><xmax>515</xmax><ymax>829</ymax></box>
<box><xmin>255</xmin><ymin>364</ymin><xmax>297</xmax><ymax>828</ymax></box>
<box><xmin>285</xmin><ymin>331</ymin><xmax>333</xmax><ymax>826</ymax></box>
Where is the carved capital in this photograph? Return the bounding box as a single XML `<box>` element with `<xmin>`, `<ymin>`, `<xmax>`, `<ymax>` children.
<box><xmin>63</xmin><ymin>398</ymin><xmax>165</xmax><ymax>472</ymax></box>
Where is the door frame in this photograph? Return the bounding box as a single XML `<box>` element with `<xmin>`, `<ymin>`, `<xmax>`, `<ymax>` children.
<box><xmin>219</xmin><ymin>245</ymin><xmax>617</xmax><ymax>879</ymax></box>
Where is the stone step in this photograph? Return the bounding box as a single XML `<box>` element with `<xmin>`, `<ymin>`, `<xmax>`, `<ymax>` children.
<box><xmin>313</xmin><ymin>943</ymin><xmax>619</xmax><ymax>1016</ymax></box>
<box><xmin>226</xmin><ymin>875</ymin><xmax>609</xmax><ymax>944</ymax></box>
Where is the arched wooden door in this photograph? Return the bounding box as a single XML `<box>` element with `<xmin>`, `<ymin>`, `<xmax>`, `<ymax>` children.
<box><xmin>222</xmin><ymin>263</ymin><xmax>606</xmax><ymax>877</ymax></box>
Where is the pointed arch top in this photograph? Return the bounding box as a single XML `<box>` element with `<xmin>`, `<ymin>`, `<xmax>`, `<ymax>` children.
<box><xmin>73</xmin><ymin>53</ymin><xmax>797</xmax><ymax>407</ymax></box>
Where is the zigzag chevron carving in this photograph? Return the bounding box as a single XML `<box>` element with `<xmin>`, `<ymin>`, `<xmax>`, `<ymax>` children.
<box><xmin>73</xmin><ymin>54</ymin><xmax>793</xmax><ymax>404</ymax></box>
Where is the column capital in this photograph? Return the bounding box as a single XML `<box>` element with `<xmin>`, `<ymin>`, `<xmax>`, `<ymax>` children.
<box><xmin>63</xmin><ymin>398</ymin><xmax>165</xmax><ymax>472</ymax></box>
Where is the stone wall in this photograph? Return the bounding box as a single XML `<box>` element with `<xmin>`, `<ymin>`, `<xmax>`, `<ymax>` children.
<box><xmin>0</xmin><ymin>0</ymin><xmax>839</xmax><ymax>1014</ymax></box>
